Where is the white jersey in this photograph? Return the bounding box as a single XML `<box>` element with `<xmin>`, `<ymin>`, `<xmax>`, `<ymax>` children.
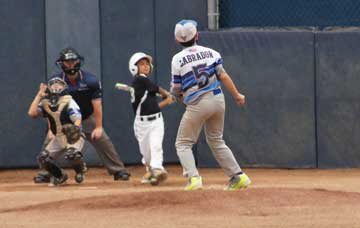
<box><xmin>171</xmin><ymin>45</ymin><xmax>224</xmax><ymax>105</ymax></box>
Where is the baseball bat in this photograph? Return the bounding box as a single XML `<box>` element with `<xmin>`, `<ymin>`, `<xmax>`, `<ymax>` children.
<box><xmin>115</xmin><ymin>82</ymin><xmax>163</xmax><ymax>97</ymax></box>
<box><xmin>115</xmin><ymin>83</ymin><xmax>133</xmax><ymax>92</ymax></box>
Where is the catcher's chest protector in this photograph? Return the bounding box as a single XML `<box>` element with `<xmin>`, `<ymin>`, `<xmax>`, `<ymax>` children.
<box><xmin>42</xmin><ymin>95</ymin><xmax>72</xmax><ymax>136</ymax></box>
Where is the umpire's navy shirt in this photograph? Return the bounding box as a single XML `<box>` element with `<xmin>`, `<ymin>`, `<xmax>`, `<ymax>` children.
<box><xmin>51</xmin><ymin>70</ymin><xmax>102</xmax><ymax>120</ymax></box>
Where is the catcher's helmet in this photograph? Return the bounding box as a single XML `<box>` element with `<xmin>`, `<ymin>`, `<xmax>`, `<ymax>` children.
<box><xmin>56</xmin><ymin>47</ymin><xmax>84</xmax><ymax>75</ymax></box>
<box><xmin>128</xmin><ymin>52</ymin><xmax>153</xmax><ymax>76</ymax></box>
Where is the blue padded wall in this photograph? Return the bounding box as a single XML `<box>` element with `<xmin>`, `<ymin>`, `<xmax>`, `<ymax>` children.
<box><xmin>197</xmin><ymin>30</ymin><xmax>317</xmax><ymax>168</ymax></box>
<box><xmin>316</xmin><ymin>31</ymin><xmax>360</xmax><ymax>168</ymax></box>
<box><xmin>0</xmin><ymin>0</ymin><xmax>46</xmax><ymax>167</ymax></box>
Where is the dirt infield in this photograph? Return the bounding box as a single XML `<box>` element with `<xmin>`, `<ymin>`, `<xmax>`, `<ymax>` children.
<box><xmin>0</xmin><ymin>165</ymin><xmax>360</xmax><ymax>228</ymax></box>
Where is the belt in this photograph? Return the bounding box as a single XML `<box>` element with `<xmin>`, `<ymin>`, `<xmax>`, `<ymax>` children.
<box><xmin>139</xmin><ymin>112</ymin><xmax>161</xmax><ymax>121</ymax></box>
<box><xmin>213</xmin><ymin>88</ymin><xmax>222</xmax><ymax>95</ymax></box>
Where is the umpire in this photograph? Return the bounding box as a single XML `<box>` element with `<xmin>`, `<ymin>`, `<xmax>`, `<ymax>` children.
<box><xmin>34</xmin><ymin>47</ymin><xmax>130</xmax><ymax>183</ymax></box>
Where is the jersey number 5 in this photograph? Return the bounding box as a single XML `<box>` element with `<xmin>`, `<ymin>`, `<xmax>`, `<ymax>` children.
<box><xmin>192</xmin><ymin>64</ymin><xmax>210</xmax><ymax>88</ymax></box>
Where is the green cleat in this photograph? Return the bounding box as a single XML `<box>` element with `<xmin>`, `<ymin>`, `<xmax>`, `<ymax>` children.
<box><xmin>225</xmin><ymin>173</ymin><xmax>251</xmax><ymax>190</ymax></box>
<box><xmin>184</xmin><ymin>176</ymin><xmax>203</xmax><ymax>191</ymax></box>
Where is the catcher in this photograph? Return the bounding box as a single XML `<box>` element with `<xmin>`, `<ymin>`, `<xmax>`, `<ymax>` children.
<box><xmin>28</xmin><ymin>77</ymin><xmax>86</xmax><ymax>186</ymax></box>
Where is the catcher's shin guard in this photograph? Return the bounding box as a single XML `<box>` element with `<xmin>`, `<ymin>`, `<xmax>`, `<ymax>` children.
<box><xmin>34</xmin><ymin>153</ymin><xmax>51</xmax><ymax>183</ymax></box>
<box><xmin>65</xmin><ymin>148</ymin><xmax>86</xmax><ymax>171</ymax></box>
<box><xmin>73</xmin><ymin>160</ymin><xmax>87</xmax><ymax>174</ymax></box>
<box><xmin>65</xmin><ymin>148</ymin><xmax>87</xmax><ymax>183</ymax></box>
<box><xmin>43</xmin><ymin>160</ymin><xmax>63</xmax><ymax>179</ymax></box>
<box><xmin>38</xmin><ymin>150</ymin><xmax>63</xmax><ymax>178</ymax></box>
<box><xmin>73</xmin><ymin>161</ymin><xmax>87</xmax><ymax>184</ymax></box>
<box><xmin>50</xmin><ymin>172</ymin><xmax>68</xmax><ymax>186</ymax></box>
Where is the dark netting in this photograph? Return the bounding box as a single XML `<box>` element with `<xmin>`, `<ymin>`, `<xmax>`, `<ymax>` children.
<box><xmin>219</xmin><ymin>0</ymin><xmax>360</xmax><ymax>29</ymax></box>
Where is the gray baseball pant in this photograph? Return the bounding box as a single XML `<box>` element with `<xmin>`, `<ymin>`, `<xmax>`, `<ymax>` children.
<box><xmin>175</xmin><ymin>92</ymin><xmax>242</xmax><ymax>178</ymax></box>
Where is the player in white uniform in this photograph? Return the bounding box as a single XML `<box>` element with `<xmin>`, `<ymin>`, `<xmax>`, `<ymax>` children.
<box><xmin>128</xmin><ymin>52</ymin><xmax>175</xmax><ymax>185</ymax></box>
<box><xmin>170</xmin><ymin>19</ymin><xmax>251</xmax><ymax>190</ymax></box>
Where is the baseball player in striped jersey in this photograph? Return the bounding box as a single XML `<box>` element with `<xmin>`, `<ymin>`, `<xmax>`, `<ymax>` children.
<box><xmin>170</xmin><ymin>19</ymin><xmax>251</xmax><ymax>190</ymax></box>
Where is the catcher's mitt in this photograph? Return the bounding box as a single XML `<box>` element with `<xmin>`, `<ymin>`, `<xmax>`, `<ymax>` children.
<box><xmin>62</xmin><ymin>124</ymin><xmax>81</xmax><ymax>144</ymax></box>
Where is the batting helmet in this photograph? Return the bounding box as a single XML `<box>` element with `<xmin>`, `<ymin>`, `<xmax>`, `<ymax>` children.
<box><xmin>128</xmin><ymin>52</ymin><xmax>153</xmax><ymax>76</ymax></box>
<box><xmin>56</xmin><ymin>47</ymin><xmax>84</xmax><ymax>75</ymax></box>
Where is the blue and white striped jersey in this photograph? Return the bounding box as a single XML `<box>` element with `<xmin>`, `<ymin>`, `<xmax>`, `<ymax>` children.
<box><xmin>171</xmin><ymin>45</ymin><xmax>224</xmax><ymax>105</ymax></box>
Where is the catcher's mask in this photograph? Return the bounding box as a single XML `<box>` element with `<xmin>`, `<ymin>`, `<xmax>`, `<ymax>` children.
<box><xmin>56</xmin><ymin>47</ymin><xmax>84</xmax><ymax>75</ymax></box>
<box><xmin>46</xmin><ymin>77</ymin><xmax>68</xmax><ymax>107</ymax></box>
<box><xmin>128</xmin><ymin>52</ymin><xmax>153</xmax><ymax>76</ymax></box>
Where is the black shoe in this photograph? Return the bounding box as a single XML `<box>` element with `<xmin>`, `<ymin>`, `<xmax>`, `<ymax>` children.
<box><xmin>113</xmin><ymin>170</ymin><xmax>130</xmax><ymax>181</ymax></box>
<box><xmin>33</xmin><ymin>174</ymin><xmax>51</xmax><ymax>184</ymax></box>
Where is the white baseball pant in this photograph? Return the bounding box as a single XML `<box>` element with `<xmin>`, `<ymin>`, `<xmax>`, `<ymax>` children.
<box><xmin>133</xmin><ymin>112</ymin><xmax>165</xmax><ymax>170</ymax></box>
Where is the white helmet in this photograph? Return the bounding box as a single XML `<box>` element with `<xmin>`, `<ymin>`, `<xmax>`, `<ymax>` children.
<box><xmin>128</xmin><ymin>52</ymin><xmax>153</xmax><ymax>76</ymax></box>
